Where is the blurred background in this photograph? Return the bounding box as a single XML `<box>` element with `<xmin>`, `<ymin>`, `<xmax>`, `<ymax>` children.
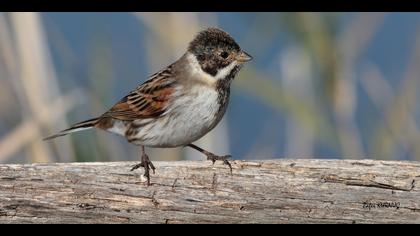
<box><xmin>0</xmin><ymin>12</ymin><xmax>419</xmax><ymax>164</ymax></box>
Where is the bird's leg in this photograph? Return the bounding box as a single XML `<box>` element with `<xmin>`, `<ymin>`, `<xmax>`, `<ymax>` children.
<box><xmin>187</xmin><ymin>144</ymin><xmax>232</xmax><ymax>174</ymax></box>
<box><xmin>131</xmin><ymin>146</ymin><xmax>155</xmax><ymax>186</ymax></box>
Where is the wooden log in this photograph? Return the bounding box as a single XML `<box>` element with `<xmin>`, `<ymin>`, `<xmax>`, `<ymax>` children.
<box><xmin>0</xmin><ymin>159</ymin><xmax>419</xmax><ymax>223</ymax></box>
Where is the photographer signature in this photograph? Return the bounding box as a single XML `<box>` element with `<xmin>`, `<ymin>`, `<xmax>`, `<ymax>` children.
<box><xmin>362</xmin><ymin>201</ymin><xmax>400</xmax><ymax>210</ymax></box>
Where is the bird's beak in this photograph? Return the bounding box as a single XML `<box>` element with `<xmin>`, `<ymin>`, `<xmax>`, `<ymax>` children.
<box><xmin>237</xmin><ymin>51</ymin><xmax>253</xmax><ymax>62</ymax></box>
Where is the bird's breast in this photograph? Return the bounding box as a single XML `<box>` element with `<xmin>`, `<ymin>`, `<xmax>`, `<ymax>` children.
<box><xmin>127</xmin><ymin>85</ymin><xmax>228</xmax><ymax>147</ymax></box>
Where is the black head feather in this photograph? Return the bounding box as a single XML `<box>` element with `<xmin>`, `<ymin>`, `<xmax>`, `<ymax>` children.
<box><xmin>188</xmin><ymin>27</ymin><xmax>240</xmax><ymax>53</ymax></box>
<box><xmin>188</xmin><ymin>28</ymin><xmax>242</xmax><ymax>77</ymax></box>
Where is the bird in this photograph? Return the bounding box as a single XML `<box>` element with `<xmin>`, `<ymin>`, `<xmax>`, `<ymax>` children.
<box><xmin>44</xmin><ymin>27</ymin><xmax>252</xmax><ymax>185</ymax></box>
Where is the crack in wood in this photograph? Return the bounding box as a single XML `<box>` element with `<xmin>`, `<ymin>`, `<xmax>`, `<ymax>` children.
<box><xmin>151</xmin><ymin>191</ymin><xmax>160</xmax><ymax>207</ymax></box>
<box><xmin>77</xmin><ymin>203</ymin><xmax>98</xmax><ymax>210</ymax></box>
<box><xmin>411</xmin><ymin>179</ymin><xmax>416</xmax><ymax>191</ymax></box>
<box><xmin>211</xmin><ymin>173</ymin><xmax>218</xmax><ymax>193</ymax></box>
<box><xmin>351</xmin><ymin>162</ymin><xmax>375</xmax><ymax>167</ymax></box>
<box><xmin>171</xmin><ymin>178</ymin><xmax>178</xmax><ymax>192</ymax></box>
<box><xmin>1</xmin><ymin>177</ymin><xmax>17</xmax><ymax>181</ymax></box>
<box><xmin>321</xmin><ymin>174</ymin><xmax>413</xmax><ymax>191</ymax></box>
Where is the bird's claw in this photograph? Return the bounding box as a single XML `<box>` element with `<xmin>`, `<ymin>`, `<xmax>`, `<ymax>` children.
<box><xmin>130</xmin><ymin>162</ymin><xmax>144</xmax><ymax>171</ymax></box>
<box><xmin>206</xmin><ymin>154</ymin><xmax>233</xmax><ymax>174</ymax></box>
<box><xmin>130</xmin><ymin>154</ymin><xmax>156</xmax><ymax>186</ymax></box>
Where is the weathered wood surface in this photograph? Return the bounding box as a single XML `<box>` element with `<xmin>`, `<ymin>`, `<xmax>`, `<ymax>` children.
<box><xmin>0</xmin><ymin>159</ymin><xmax>419</xmax><ymax>224</ymax></box>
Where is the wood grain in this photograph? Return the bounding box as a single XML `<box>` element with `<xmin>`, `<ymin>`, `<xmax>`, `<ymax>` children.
<box><xmin>0</xmin><ymin>159</ymin><xmax>419</xmax><ymax>223</ymax></box>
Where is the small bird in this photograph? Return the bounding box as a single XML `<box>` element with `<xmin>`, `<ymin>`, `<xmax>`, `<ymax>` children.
<box><xmin>44</xmin><ymin>27</ymin><xmax>252</xmax><ymax>185</ymax></box>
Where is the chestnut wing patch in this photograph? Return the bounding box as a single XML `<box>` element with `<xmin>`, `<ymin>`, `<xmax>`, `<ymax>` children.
<box><xmin>102</xmin><ymin>70</ymin><xmax>177</xmax><ymax>121</ymax></box>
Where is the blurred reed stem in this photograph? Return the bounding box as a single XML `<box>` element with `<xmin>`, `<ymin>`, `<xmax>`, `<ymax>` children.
<box><xmin>0</xmin><ymin>89</ymin><xmax>83</xmax><ymax>163</ymax></box>
<box><xmin>0</xmin><ymin>12</ymin><xmax>77</xmax><ymax>163</ymax></box>
<box><xmin>365</xmin><ymin>30</ymin><xmax>420</xmax><ymax>161</ymax></box>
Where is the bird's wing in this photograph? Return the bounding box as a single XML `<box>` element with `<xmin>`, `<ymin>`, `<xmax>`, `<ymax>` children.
<box><xmin>102</xmin><ymin>66</ymin><xmax>178</xmax><ymax>121</ymax></box>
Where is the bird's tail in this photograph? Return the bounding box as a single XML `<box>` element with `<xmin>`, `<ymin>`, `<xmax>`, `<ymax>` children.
<box><xmin>43</xmin><ymin>117</ymin><xmax>100</xmax><ymax>141</ymax></box>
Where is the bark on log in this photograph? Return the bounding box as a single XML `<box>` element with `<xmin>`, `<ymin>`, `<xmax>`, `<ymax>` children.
<box><xmin>0</xmin><ymin>159</ymin><xmax>419</xmax><ymax>224</ymax></box>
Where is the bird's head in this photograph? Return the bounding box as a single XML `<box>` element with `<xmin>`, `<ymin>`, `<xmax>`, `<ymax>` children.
<box><xmin>187</xmin><ymin>27</ymin><xmax>252</xmax><ymax>81</ymax></box>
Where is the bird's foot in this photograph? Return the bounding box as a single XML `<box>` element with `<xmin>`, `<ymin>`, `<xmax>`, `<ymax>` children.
<box><xmin>206</xmin><ymin>153</ymin><xmax>233</xmax><ymax>174</ymax></box>
<box><xmin>131</xmin><ymin>154</ymin><xmax>156</xmax><ymax>186</ymax></box>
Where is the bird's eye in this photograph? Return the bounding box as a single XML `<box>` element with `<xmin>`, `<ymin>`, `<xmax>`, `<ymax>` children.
<box><xmin>220</xmin><ymin>51</ymin><xmax>229</xmax><ymax>59</ymax></box>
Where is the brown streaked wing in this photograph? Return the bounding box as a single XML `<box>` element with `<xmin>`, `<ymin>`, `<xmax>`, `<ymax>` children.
<box><xmin>102</xmin><ymin>67</ymin><xmax>178</xmax><ymax>121</ymax></box>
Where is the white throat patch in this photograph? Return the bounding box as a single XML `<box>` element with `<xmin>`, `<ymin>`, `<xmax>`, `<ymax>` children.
<box><xmin>186</xmin><ymin>52</ymin><xmax>238</xmax><ymax>83</ymax></box>
<box><xmin>214</xmin><ymin>60</ymin><xmax>238</xmax><ymax>80</ymax></box>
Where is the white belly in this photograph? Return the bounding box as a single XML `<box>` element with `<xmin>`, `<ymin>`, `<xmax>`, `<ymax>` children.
<box><xmin>127</xmin><ymin>86</ymin><xmax>225</xmax><ymax>147</ymax></box>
